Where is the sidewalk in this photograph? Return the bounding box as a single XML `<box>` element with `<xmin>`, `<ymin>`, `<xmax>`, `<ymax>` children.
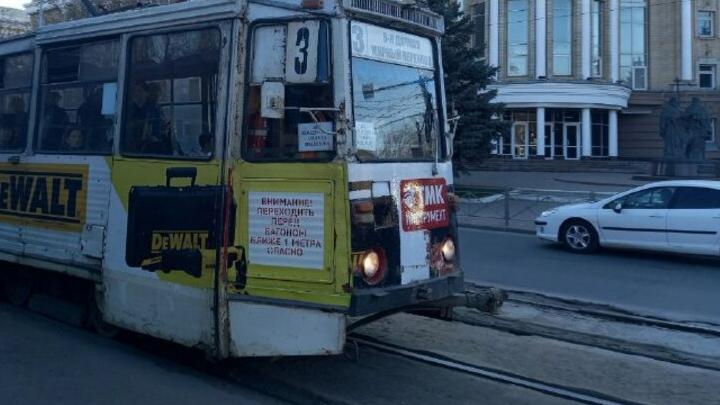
<box><xmin>455</xmin><ymin>170</ymin><xmax>651</xmax><ymax>193</ymax></box>
<box><xmin>455</xmin><ymin>171</ymin><xmax>652</xmax><ymax>232</ymax></box>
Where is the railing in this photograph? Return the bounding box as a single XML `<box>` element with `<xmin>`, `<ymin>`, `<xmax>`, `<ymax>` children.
<box><xmin>458</xmin><ymin>188</ymin><xmax>616</xmax><ymax>231</ymax></box>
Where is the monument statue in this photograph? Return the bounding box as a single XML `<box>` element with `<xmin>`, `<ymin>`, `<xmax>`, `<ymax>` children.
<box><xmin>659</xmin><ymin>96</ymin><xmax>712</xmax><ymax>161</ymax></box>
<box><xmin>659</xmin><ymin>97</ymin><xmax>684</xmax><ymax>159</ymax></box>
<box><xmin>684</xmin><ymin>97</ymin><xmax>712</xmax><ymax>160</ymax></box>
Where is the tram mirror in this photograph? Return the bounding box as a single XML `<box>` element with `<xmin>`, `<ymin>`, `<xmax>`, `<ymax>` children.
<box><xmin>261</xmin><ymin>81</ymin><xmax>285</xmax><ymax>119</ymax></box>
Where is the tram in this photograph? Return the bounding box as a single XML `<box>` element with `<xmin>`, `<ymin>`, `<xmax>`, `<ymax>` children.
<box><xmin>0</xmin><ymin>0</ymin><xmax>461</xmax><ymax>358</ymax></box>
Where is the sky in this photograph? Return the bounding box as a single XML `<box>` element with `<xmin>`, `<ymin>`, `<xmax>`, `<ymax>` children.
<box><xmin>2</xmin><ymin>0</ymin><xmax>28</xmax><ymax>10</ymax></box>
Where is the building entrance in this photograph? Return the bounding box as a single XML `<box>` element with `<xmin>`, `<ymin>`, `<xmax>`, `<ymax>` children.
<box><xmin>563</xmin><ymin>123</ymin><xmax>581</xmax><ymax>160</ymax></box>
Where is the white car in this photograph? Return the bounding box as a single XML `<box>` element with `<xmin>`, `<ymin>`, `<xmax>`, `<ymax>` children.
<box><xmin>535</xmin><ymin>180</ymin><xmax>720</xmax><ymax>255</ymax></box>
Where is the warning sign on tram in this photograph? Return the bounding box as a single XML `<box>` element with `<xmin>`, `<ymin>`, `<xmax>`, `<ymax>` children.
<box><xmin>400</xmin><ymin>178</ymin><xmax>449</xmax><ymax>232</ymax></box>
<box><xmin>248</xmin><ymin>191</ymin><xmax>325</xmax><ymax>270</ymax></box>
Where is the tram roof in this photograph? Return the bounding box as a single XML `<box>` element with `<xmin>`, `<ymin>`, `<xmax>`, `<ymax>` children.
<box><xmin>2</xmin><ymin>0</ymin><xmax>442</xmax><ymax>49</ymax></box>
<box><xmin>34</xmin><ymin>0</ymin><xmax>244</xmax><ymax>44</ymax></box>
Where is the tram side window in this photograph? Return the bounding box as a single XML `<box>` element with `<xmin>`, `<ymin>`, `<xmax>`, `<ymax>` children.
<box><xmin>0</xmin><ymin>53</ymin><xmax>33</xmax><ymax>152</ymax></box>
<box><xmin>243</xmin><ymin>22</ymin><xmax>334</xmax><ymax>161</ymax></box>
<box><xmin>37</xmin><ymin>41</ymin><xmax>119</xmax><ymax>154</ymax></box>
<box><xmin>122</xmin><ymin>29</ymin><xmax>220</xmax><ymax>158</ymax></box>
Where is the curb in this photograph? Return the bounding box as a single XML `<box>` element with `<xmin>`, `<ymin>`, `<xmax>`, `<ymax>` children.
<box><xmin>458</xmin><ymin>223</ymin><xmax>535</xmax><ymax>235</ymax></box>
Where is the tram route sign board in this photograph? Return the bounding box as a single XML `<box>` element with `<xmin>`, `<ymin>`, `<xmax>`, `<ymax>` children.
<box><xmin>400</xmin><ymin>178</ymin><xmax>449</xmax><ymax>232</ymax></box>
<box><xmin>248</xmin><ymin>191</ymin><xmax>325</xmax><ymax>270</ymax></box>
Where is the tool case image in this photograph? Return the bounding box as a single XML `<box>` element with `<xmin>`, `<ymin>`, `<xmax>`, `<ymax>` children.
<box><xmin>125</xmin><ymin>167</ymin><xmax>235</xmax><ymax>278</ymax></box>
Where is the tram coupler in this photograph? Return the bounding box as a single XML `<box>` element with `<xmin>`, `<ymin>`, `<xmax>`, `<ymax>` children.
<box><xmin>411</xmin><ymin>287</ymin><xmax>506</xmax><ymax>320</ymax></box>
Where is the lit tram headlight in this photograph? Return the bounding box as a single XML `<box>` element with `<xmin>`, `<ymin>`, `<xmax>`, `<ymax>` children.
<box><xmin>360</xmin><ymin>248</ymin><xmax>387</xmax><ymax>285</ymax></box>
<box><xmin>441</xmin><ymin>238</ymin><xmax>456</xmax><ymax>263</ymax></box>
<box><xmin>362</xmin><ymin>251</ymin><xmax>380</xmax><ymax>277</ymax></box>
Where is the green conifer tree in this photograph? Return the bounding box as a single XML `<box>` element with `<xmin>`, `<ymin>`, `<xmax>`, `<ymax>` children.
<box><xmin>426</xmin><ymin>0</ymin><xmax>508</xmax><ymax>173</ymax></box>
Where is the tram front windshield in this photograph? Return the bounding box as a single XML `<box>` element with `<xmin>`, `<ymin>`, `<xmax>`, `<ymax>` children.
<box><xmin>350</xmin><ymin>22</ymin><xmax>440</xmax><ymax>162</ymax></box>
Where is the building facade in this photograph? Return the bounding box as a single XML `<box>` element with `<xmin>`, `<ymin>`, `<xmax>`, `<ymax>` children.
<box><xmin>468</xmin><ymin>0</ymin><xmax>720</xmax><ymax>161</ymax></box>
<box><xmin>0</xmin><ymin>7</ymin><xmax>31</xmax><ymax>39</ymax></box>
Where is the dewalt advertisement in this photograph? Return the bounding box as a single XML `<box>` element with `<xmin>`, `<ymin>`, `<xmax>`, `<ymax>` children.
<box><xmin>0</xmin><ymin>164</ymin><xmax>88</xmax><ymax>232</ymax></box>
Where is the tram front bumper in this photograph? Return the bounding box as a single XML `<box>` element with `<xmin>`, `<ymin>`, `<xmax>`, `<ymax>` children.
<box><xmin>348</xmin><ymin>272</ymin><xmax>465</xmax><ymax>316</ymax></box>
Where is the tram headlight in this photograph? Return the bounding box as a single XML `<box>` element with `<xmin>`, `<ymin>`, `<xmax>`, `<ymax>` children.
<box><xmin>362</xmin><ymin>252</ymin><xmax>380</xmax><ymax>277</ymax></box>
<box><xmin>440</xmin><ymin>238</ymin><xmax>456</xmax><ymax>263</ymax></box>
<box><xmin>359</xmin><ymin>248</ymin><xmax>387</xmax><ymax>285</ymax></box>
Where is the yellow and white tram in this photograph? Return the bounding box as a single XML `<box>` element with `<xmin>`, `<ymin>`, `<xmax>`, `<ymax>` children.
<box><xmin>0</xmin><ymin>0</ymin><xmax>461</xmax><ymax>358</ymax></box>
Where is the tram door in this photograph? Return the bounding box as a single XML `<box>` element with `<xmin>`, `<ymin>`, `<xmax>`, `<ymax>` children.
<box><xmin>230</xmin><ymin>20</ymin><xmax>347</xmax><ymax>306</ymax></box>
<box><xmin>102</xmin><ymin>25</ymin><xmax>232</xmax><ymax>347</ymax></box>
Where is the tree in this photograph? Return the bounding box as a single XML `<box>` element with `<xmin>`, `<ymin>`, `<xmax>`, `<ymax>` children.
<box><xmin>426</xmin><ymin>0</ymin><xmax>508</xmax><ymax>174</ymax></box>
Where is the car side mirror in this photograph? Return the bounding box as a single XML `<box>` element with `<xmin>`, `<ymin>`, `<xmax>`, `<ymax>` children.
<box><xmin>613</xmin><ymin>202</ymin><xmax>623</xmax><ymax>213</ymax></box>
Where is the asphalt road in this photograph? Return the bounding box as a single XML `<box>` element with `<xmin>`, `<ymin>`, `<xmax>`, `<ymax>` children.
<box><xmin>0</xmin><ymin>303</ymin><xmax>580</xmax><ymax>405</ymax></box>
<box><xmin>0</xmin><ymin>305</ymin><xmax>282</xmax><ymax>405</ymax></box>
<box><xmin>459</xmin><ymin>227</ymin><xmax>720</xmax><ymax>325</ymax></box>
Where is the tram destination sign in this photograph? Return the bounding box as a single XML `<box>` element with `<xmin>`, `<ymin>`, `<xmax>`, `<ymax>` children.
<box><xmin>400</xmin><ymin>178</ymin><xmax>449</xmax><ymax>232</ymax></box>
<box><xmin>248</xmin><ymin>191</ymin><xmax>325</xmax><ymax>270</ymax></box>
<box><xmin>350</xmin><ymin>21</ymin><xmax>434</xmax><ymax>70</ymax></box>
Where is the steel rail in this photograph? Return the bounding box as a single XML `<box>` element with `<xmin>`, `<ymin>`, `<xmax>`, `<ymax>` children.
<box><xmin>467</xmin><ymin>282</ymin><xmax>720</xmax><ymax>338</ymax></box>
<box><xmin>351</xmin><ymin>335</ymin><xmax>645</xmax><ymax>405</ymax></box>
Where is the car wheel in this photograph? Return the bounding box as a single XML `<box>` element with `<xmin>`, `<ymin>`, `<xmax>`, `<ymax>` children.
<box><xmin>561</xmin><ymin>220</ymin><xmax>598</xmax><ymax>254</ymax></box>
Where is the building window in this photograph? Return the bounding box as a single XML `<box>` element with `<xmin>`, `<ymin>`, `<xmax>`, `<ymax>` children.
<box><xmin>552</xmin><ymin>0</ymin><xmax>572</xmax><ymax>76</ymax></box>
<box><xmin>698</xmin><ymin>11</ymin><xmax>715</xmax><ymax>38</ymax></box>
<box><xmin>38</xmin><ymin>41</ymin><xmax>119</xmax><ymax>154</ymax></box>
<box><xmin>496</xmin><ymin>110</ymin><xmax>536</xmax><ymax>157</ymax></box>
<box><xmin>473</xmin><ymin>2</ymin><xmax>486</xmax><ymax>56</ymax></box>
<box><xmin>620</xmin><ymin>0</ymin><xmax>647</xmax><ymax>90</ymax></box>
<box><xmin>591</xmin><ymin>110</ymin><xmax>609</xmax><ymax>157</ymax></box>
<box><xmin>122</xmin><ymin>29</ymin><xmax>221</xmax><ymax>158</ymax></box>
<box><xmin>0</xmin><ymin>53</ymin><xmax>33</xmax><ymax>152</ymax></box>
<box><xmin>507</xmin><ymin>0</ymin><xmax>528</xmax><ymax>76</ymax></box>
<box><xmin>699</xmin><ymin>64</ymin><xmax>716</xmax><ymax>89</ymax></box>
<box><xmin>591</xmin><ymin>0</ymin><xmax>603</xmax><ymax>77</ymax></box>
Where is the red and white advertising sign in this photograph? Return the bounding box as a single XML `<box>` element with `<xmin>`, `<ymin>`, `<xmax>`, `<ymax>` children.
<box><xmin>400</xmin><ymin>178</ymin><xmax>449</xmax><ymax>232</ymax></box>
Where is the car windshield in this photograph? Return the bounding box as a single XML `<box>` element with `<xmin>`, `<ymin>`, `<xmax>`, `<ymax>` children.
<box><xmin>350</xmin><ymin>22</ymin><xmax>440</xmax><ymax>162</ymax></box>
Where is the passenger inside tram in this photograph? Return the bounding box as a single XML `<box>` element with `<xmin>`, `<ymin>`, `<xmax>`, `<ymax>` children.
<box><xmin>125</xmin><ymin>81</ymin><xmax>170</xmax><ymax>154</ymax></box>
<box><xmin>61</xmin><ymin>127</ymin><xmax>85</xmax><ymax>152</ymax></box>
<box><xmin>0</xmin><ymin>123</ymin><xmax>19</xmax><ymax>149</ymax></box>
<box><xmin>78</xmin><ymin>87</ymin><xmax>113</xmax><ymax>152</ymax></box>
<box><xmin>41</xmin><ymin>91</ymin><xmax>70</xmax><ymax>150</ymax></box>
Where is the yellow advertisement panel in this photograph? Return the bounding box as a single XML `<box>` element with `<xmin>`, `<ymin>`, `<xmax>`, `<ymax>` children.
<box><xmin>0</xmin><ymin>164</ymin><xmax>88</xmax><ymax>232</ymax></box>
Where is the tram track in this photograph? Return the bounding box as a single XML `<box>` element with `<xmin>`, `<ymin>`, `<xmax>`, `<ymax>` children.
<box><xmin>457</xmin><ymin>283</ymin><xmax>720</xmax><ymax>372</ymax></box>
<box><xmin>498</xmin><ymin>289</ymin><xmax>720</xmax><ymax>338</ymax></box>
<box><xmin>349</xmin><ymin>334</ymin><xmax>643</xmax><ymax>405</ymax></box>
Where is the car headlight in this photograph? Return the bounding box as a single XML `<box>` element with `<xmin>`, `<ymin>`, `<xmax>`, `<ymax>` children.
<box><xmin>540</xmin><ymin>209</ymin><xmax>558</xmax><ymax>217</ymax></box>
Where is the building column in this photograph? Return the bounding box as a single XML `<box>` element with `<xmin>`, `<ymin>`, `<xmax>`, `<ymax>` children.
<box><xmin>681</xmin><ymin>0</ymin><xmax>693</xmax><ymax>81</ymax></box>
<box><xmin>489</xmin><ymin>0</ymin><xmax>499</xmax><ymax>68</ymax></box>
<box><xmin>609</xmin><ymin>110</ymin><xmax>619</xmax><ymax>157</ymax></box>
<box><xmin>537</xmin><ymin>107</ymin><xmax>546</xmax><ymax>156</ymax></box>
<box><xmin>582</xmin><ymin>108</ymin><xmax>592</xmax><ymax>157</ymax></box>
<box><xmin>610</xmin><ymin>0</ymin><xmax>620</xmax><ymax>82</ymax></box>
<box><xmin>581</xmin><ymin>0</ymin><xmax>591</xmax><ymax>79</ymax></box>
<box><xmin>535</xmin><ymin>0</ymin><xmax>547</xmax><ymax>78</ymax></box>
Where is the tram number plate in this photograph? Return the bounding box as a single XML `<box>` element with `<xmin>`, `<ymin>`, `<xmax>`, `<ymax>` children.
<box><xmin>400</xmin><ymin>178</ymin><xmax>449</xmax><ymax>232</ymax></box>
